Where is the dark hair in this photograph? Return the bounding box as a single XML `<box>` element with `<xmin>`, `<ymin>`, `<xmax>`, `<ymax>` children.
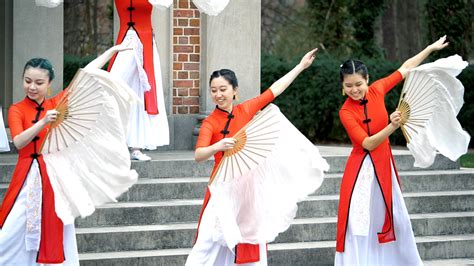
<box><xmin>23</xmin><ymin>58</ymin><xmax>55</xmax><ymax>81</ymax></box>
<box><xmin>209</xmin><ymin>69</ymin><xmax>238</xmax><ymax>89</ymax></box>
<box><xmin>339</xmin><ymin>59</ymin><xmax>368</xmax><ymax>82</ymax></box>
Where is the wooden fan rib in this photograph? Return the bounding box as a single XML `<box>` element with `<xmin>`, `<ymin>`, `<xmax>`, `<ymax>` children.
<box><xmin>244</xmin><ymin>145</ymin><xmax>274</xmax><ymax>153</ymax></box>
<box><xmin>242</xmin><ymin>147</ymin><xmax>270</xmax><ymax>158</ymax></box>
<box><xmin>54</xmin><ymin>127</ymin><xmax>60</xmax><ymax>153</ymax></box>
<box><xmin>404</xmin><ymin>72</ymin><xmax>431</xmax><ymax>103</ymax></box>
<box><xmin>407</xmin><ymin>89</ymin><xmax>438</xmax><ymax>110</ymax></box>
<box><xmin>245</xmin><ymin>116</ymin><xmax>280</xmax><ymax>132</ymax></box>
<box><xmin>237</xmin><ymin>149</ymin><xmax>259</xmax><ymax>166</ymax></box>
<box><xmin>56</xmin><ymin>126</ymin><xmax>69</xmax><ymax>150</ymax></box>
<box><xmin>243</xmin><ymin>107</ymin><xmax>277</xmax><ymax>130</ymax></box>
<box><xmin>67</xmin><ymin>102</ymin><xmax>103</xmax><ymax>113</ymax></box>
<box><xmin>402</xmin><ymin>71</ymin><xmax>421</xmax><ymax>102</ymax></box>
<box><xmin>69</xmin><ymin>92</ymin><xmax>102</xmax><ymax>110</ymax></box>
<box><xmin>404</xmin><ymin>76</ymin><xmax>436</xmax><ymax>107</ymax></box>
<box><xmin>67</xmin><ymin>78</ymin><xmax>98</xmax><ymax>106</ymax></box>
<box><xmin>59</xmin><ymin>123</ymin><xmax>86</xmax><ymax>140</ymax></box>
<box><xmin>60</xmin><ymin>122</ymin><xmax>80</xmax><ymax>143</ymax></box>
<box><xmin>62</xmin><ymin>119</ymin><xmax>92</xmax><ymax>131</ymax></box>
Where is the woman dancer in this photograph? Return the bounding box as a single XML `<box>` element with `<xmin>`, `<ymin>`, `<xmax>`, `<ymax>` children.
<box><xmin>0</xmin><ymin>44</ymin><xmax>132</xmax><ymax>265</ymax></box>
<box><xmin>108</xmin><ymin>0</ymin><xmax>170</xmax><ymax>161</ymax></box>
<box><xmin>186</xmin><ymin>48</ymin><xmax>327</xmax><ymax>265</ymax></box>
<box><xmin>335</xmin><ymin>36</ymin><xmax>448</xmax><ymax>265</ymax></box>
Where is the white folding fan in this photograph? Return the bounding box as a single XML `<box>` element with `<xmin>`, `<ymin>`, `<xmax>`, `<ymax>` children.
<box><xmin>209</xmin><ymin>104</ymin><xmax>282</xmax><ymax>184</ymax></box>
<box><xmin>207</xmin><ymin>103</ymin><xmax>328</xmax><ymax>250</ymax></box>
<box><xmin>41</xmin><ymin>68</ymin><xmax>139</xmax><ymax>224</ymax></box>
<box><xmin>397</xmin><ymin>55</ymin><xmax>470</xmax><ymax>167</ymax></box>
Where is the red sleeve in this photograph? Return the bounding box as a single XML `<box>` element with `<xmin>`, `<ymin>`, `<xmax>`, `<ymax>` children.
<box><xmin>7</xmin><ymin>105</ymin><xmax>25</xmax><ymax>139</ymax></box>
<box><xmin>339</xmin><ymin>108</ymin><xmax>368</xmax><ymax>146</ymax></box>
<box><xmin>372</xmin><ymin>70</ymin><xmax>403</xmax><ymax>95</ymax></box>
<box><xmin>195</xmin><ymin>119</ymin><xmax>214</xmax><ymax>149</ymax></box>
<box><xmin>241</xmin><ymin>89</ymin><xmax>275</xmax><ymax>117</ymax></box>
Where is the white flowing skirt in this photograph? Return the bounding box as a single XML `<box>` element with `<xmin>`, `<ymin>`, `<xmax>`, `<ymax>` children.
<box><xmin>110</xmin><ymin>30</ymin><xmax>170</xmax><ymax>150</ymax></box>
<box><xmin>0</xmin><ymin>108</ymin><xmax>9</xmax><ymax>152</ymax></box>
<box><xmin>185</xmin><ymin>198</ymin><xmax>268</xmax><ymax>266</ymax></box>
<box><xmin>0</xmin><ymin>161</ymin><xmax>79</xmax><ymax>265</ymax></box>
<box><xmin>335</xmin><ymin>156</ymin><xmax>422</xmax><ymax>266</ymax></box>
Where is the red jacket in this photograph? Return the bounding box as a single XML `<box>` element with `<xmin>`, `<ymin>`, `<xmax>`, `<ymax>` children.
<box><xmin>336</xmin><ymin>71</ymin><xmax>403</xmax><ymax>252</ymax></box>
<box><xmin>108</xmin><ymin>0</ymin><xmax>159</xmax><ymax>114</ymax></box>
<box><xmin>195</xmin><ymin>89</ymin><xmax>275</xmax><ymax>263</ymax></box>
<box><xmin>0</xmin><ymin>93</ymin><xmax>66</xmax><ymax>263</ymax></box>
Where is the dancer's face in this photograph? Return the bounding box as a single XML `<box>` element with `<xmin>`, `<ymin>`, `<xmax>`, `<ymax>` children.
<box><xmin>210</xmin><ymin>76</ymin><xmax>237</xmax><ymax>112</ymax></box>
<box><xmin>342</xmin><ymin>73</ymin><xmax>369</xmax><ymax>101</ymax></box>
<box><xmin>23</xmin><ymin>67</ymin><xmax>51</xmax><ymax>103</ymax></box>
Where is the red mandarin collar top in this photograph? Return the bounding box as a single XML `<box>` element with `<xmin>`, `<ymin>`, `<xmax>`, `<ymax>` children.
<box><xmin>336</xmin><ymin>71</ymin><xmax>403</xmax><ymax>252</ymax></box>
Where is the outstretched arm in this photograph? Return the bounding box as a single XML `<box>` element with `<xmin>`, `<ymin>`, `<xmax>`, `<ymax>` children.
<box><xmin>84</xmin><ymin>42</ymin><xmax>132</xmax><ymax>70</ymax></box>
<box><xmin>397</xmin><ymin>35</ymin><xmax>448</xmax><ymax>78</ymax></box>
<box><xmin>269</xmin><ymin>48</ymin><xmax>318</xmax><ymax>97</ymax></box>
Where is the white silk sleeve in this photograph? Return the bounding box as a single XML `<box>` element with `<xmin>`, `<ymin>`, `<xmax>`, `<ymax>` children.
<box><xmin>192</xmin><ymin>0</ymin><xmax>230</xmax><ymax>16</ymax></box>
<box><xmin>148</xmin><ymin>0</ymin><xmax>173</xmax><ymax>9</ymax></box>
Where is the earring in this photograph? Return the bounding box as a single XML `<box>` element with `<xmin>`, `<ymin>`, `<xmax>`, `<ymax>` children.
<box><xmin>342</xmin><ymin>88</ymin><xmax>345</xmax><ymax>96</ymax></box>
<box><xmin>47</xmin><ymin>87</ymin><xmax>52</xmax><ymax>96</ymax></box>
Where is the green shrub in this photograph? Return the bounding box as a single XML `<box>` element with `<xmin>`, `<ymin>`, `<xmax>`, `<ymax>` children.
<box><xmin>261</xmin><ymin>54</ymin><xmax>474</xmax><ymax>147</ymax></box>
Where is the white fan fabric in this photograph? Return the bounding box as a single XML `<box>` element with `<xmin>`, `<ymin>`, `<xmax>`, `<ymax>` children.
<box><xmin>35</xmin><ymin>0</ymin><xmax>230</xmax><ymax>16</ymax></box>
<box><xmin>209</xmin><ymin>104</ymin><xmax>329</xmax><ymax>249</ymax></box>
<box><xmin>148</xmin><ymin>0</ymin><xmax>173</xmax><ymax>9</ymax></box>
<box><xmin>404</xmin><ymin>55</ymin><xmax>470</xmax><ymax>168</ymax></box>
<box><xmin>0</xmin><ymin>108</ymin><xmax>10</xmax><ymax>152</ymax></box>
<box><xmin>35</xmin><ymin>0</ymin><xmax>62</xmax><ymax>8</ymax></box>
<box><xmin>192</xmin><ymin>0</ymin><xmax>230</xmax><ymax>16</ymax></box>
<box><xmin>42</xmin><ymin>68</ymin><xmax>139</xmax><ymax>225</ymax></box>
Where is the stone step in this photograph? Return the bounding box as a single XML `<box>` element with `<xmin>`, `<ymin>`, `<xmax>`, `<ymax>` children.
<box><xmin>2</xmin><ymin>169</ymin><xmax>472</xmax><ymax>202</ymax></box>
<box><xmin>75</xmin><ymin>190</ymin><xmax>474</xmax><ymax>228</ymax></box>
<box><xmin>75</xmin><ymin>212</ymin><xmax>474</xmax><ymax>253</ymax></box>
<box><xmin>0</xmin><ymin>150</ymin><xmax>460</xmax><ymax>183</ymax></box>
<box><xmin>423</xmin><ymin>258</ymin><xmax>474</xmax><ymax>265</ymax></box>
<box><xmin>78</xmin><ymin>234</ymin><xmax>474</xmax><ymax>265</ymax></box>
<box><xmin>91</xmin><ymin>169</ymin><xmax>474</xmax><ymax>202</ymax></box>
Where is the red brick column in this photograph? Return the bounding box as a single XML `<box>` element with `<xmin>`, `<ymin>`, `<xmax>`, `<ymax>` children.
<box><xmin>172</xmin><ymin>0</ymin><xmax>200</xmax><ymax>114</ymax></box>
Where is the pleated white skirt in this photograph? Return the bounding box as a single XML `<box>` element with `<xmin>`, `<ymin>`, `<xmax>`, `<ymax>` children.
<box><xmin>335</xmin><ymin>156</ymin><xmax>422</xmax><ymax>266</ymax></box>
<box><xmin>0</xmin><ymin>161</ymin><xmax>79</xmax><ymax>265</ymax></box>
<box><xmin>110</xmin><ymin>30</ymin><xmax>169</xmax><ymax>150</ymax></box>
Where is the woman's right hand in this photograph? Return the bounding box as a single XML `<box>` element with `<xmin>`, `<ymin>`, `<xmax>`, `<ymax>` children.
<box><xmin>213</xmin><ymin>138</ymin><xmax>236</xmax><ymax>152</ymax></box>
<box><xmin>390</xmin><ymin>110</ymin><xmax>402</xmax><ymax>129</ymax></box>
<box><xmin>41</xmin><ymin>109</ymin><xmax>59</xmax><ymax>124</ymax></box>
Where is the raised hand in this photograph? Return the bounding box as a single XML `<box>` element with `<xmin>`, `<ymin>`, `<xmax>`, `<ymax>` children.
<box><xmin>429</xmin><ymin>35</ymin><xmax>449</xmax><ymax>52</ymax></box>
<box><xmin>298</xmin><ymin>48</ymin><xmax>318</xmax><ymax>70</ymax></box>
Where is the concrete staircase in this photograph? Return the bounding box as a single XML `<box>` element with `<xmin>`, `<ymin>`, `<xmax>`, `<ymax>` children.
<box><xmin>1</xmin><ymin>146</ymin><xmax>473</xmax><ymax>265</ymax></box>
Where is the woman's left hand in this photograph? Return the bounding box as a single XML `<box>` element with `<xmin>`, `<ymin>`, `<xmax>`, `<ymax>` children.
<box><xmin>429</xmin><ymin>35</ymin><xmax>449</xmax><ymax>52</ymax></box>
<box><xmin>298</xmin><ymin>48</ymin><xmax>318</xmax><ymax>69</ymax></box>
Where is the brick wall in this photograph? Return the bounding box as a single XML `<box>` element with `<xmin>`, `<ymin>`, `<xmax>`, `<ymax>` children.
<box><xmin>172</xmin><ymin>0</ymin><xmax>201</xmax><ymax>114</ymax></box>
